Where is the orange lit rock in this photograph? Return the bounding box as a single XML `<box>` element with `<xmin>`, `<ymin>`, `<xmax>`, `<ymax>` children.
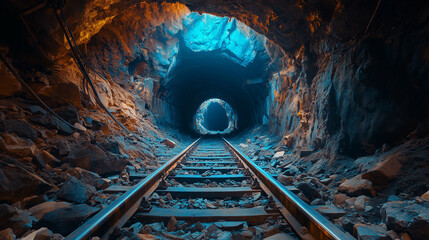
<box><xmin>338</xmin><ymin>175</ymin><xmax>376</xmax><ymax>197</ymax></box>
<box><xmin>362</xmin><ymin>153</ymin><xmax>403</xmax><ymax>186</ymax></box>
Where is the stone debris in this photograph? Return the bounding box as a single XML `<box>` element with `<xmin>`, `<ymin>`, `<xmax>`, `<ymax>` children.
<box><xmin>66</xmin><ymin>167</ymin><xmax>110</xmax><ymax>190</ymax></box>
<box><xmin>361</xmin><ymin>153</ymin><xmax>403</xmax><ymax>186</ymax></box>
<box><xmin>421</xmin><ymin>190</ymin><xmax>429</xmax><ymax>202</ymax></box>
<box><xmin>0</xmin><ymin>120</ymin><xmax>37</xmax><ymax>140</ymax></box>
<box><xmin>273</xmin><ymin>151</ymin><xmax>285</xmax><ymax>158</ymax></box>
<box><xmin>312</xmin><ymin>205</ymin><xmax>346</xmax><ymax>219</ymax></box>
<box><xmin>0</xmin><ymin>228</ymin><xmax>16</xmax><ymax>240</ymax></box>
<box><xmin>353</xmin><ymin>223</ymin><xmax>389</xmax><ymax>240</ymax></box>
<box><xmin>57</xmin><ymin>176</ymin><xmax>97</xmax><ymax>203</ymax></box>
<box><xmin>338</xmin><ymin>175</ymin><xmax>376</xmax><ymax>197</ymax></box>
<box><xmin>66</xmin><ymin>144</ymin><xmax>129</xmax><ymax>175</ymax></box>
<box><xmin>333</xmin><ymin>193</ymin><xmax>350</xmax><ymax>207</ymax></box>
<box><xmin>20</xmin><ymin>227</ymin><xmax>54</xmax><ymax>240</ymax></box>
<box><xmin>35</xmin><ymin>204</ymin><xmax>99</xmax><ymax>236</ymax></box>
<box><xmin>167</xmin><ymin>216</ymin><xmax>178</xmax><ymax>232</ymax></box>
<box><xmin>162</xmin><ymin>138</ymin><xmax>177</xmax><ymax>148</ymax></box>
<box><xmin>151</xmin><ymin>193</ymin><xmax>269</xmax><ymax>209</ymax></box>
<box><xmin>28</xmin><ymin>201</ymin><xmax>72</xmax><ymax>220</ymax></box>
<box><xmin>296</xmin><ymin>182</ymin><xmax>321</xmax><ymax>202</ymax></box>
<box><xmin>0</xmin><ymin>163</ymin><xmax>52</xmax><ymax>203</ymax></box>
<box><xmin>380</xmin><ymin>201</ymin><xmax>429</xmax><ymax>240</ymax></box>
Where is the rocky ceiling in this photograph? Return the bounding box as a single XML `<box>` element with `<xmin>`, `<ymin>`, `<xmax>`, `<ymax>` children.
<box><xmin>1</xmin><ymin>0</ymin><xmax>382</xmax><ymax>64</ymax></box>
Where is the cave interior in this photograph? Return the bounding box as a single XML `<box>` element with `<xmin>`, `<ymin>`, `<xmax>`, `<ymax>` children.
<box><xmin>0</xmin><ymin>0</ymin><xmax>428</xmax><ymax>239</ymax></box>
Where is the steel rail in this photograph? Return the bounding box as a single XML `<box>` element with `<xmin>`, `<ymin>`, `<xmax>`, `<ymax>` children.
<box><xmin>65</xmin><ymin>137</ymin><xmax>202</xmax><ymax>240</ymax></box>
<box><xmin>222</xmin><ymin>137</ymin><xmax>355</xmax><ymax>240</ymax></box>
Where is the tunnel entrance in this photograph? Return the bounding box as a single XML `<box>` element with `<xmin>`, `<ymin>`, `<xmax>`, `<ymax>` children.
<box><xmin>128</xmin><ymin>12</ymin><xmax>285</xmax><ymax>133</ymax></box>
<box><xmin>194</xmin><ymin>98</ymin><xmax>237</xmax><ymax>135</ymax></box>
<box><xmin>205</xmin><ymin>101</ymin><xmax>228</xmax><ymax>131</ymax></box>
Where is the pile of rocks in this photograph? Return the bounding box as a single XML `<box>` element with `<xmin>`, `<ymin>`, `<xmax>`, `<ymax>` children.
<box><xmin>230</xmin><ymin>128</ymin><xmax>429</xmax><ymax>240</ymax></box>
<box><xmin>0</xmin><ymin>98</ymin><xmax>185</xmax><ymax>239</ymax></box>
<box><xmin>114</xmin><ymin>217</ymin><xmax>294</xmax><ymax>240</ymax></box>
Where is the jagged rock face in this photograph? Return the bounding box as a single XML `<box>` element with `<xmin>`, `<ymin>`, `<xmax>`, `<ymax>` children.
<box><xmin>2</xmin><ymin>0</ymin><xmax>429</xmax><ymax>156</ymax></box>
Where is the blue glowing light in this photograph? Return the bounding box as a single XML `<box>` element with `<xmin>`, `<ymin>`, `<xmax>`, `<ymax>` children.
<box><xmin>183</xmin><ymin>13</ymin><xmax>266</xmax><ymax>67</ymax></box>
<box><xmin>194</xmin><ymin>98</ymin><xmax>237</xmax><ymax>134</ymax></box>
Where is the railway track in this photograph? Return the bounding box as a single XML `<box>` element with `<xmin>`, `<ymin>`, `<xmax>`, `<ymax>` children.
<box><xmin>65</xmin><ymin>136</ymin><xmax>355</xmax><ymax>240</ymax></box>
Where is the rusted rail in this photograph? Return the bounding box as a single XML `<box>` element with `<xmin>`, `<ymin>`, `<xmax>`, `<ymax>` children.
<box><xmin>65</xmin><ymin>136</ymin><xmax>355</xmax><ymax>240</ymax></box>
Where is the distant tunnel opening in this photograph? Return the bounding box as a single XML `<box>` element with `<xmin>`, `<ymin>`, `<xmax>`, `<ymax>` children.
<box><xmin>194</xmin><ymin>98</ymin><xmax>236</xmax><ymax>134</ymax></box>
<box><xmin>205</xmin><ymin>102</ymin><xmax>228</xmax><ymax>131</ymax></box>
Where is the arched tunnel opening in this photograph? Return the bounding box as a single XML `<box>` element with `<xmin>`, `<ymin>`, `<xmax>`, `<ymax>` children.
<box><xmin>194</xmin><ymin>98</ymin><xmax>237</xmax><ymax>134</ymax></box>
<box><xmin>149</xmin><ymin>13</ymin><xmax>274</xmax><ymax>135</ymax></box>
<box><xmin>0</xmin><ymin>1</ymin><xmax>429</xmax><ymax>239</ymax></box>
<box><xmin>204</xmin><ymin>101</ymin><xmax>228</xmax><ymax>131</ymax></box>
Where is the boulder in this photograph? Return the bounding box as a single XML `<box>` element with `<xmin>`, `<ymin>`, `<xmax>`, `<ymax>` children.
<box><xmin>354</xmin><ymin>195</ymin><xmax>370</xmax><ymax>211</ymax></box>
<box><xmin>283</xmin><ymin>165</ymin><xmax>299</xmax><ymax>176</ymax></box>
<box><xmin>0</xmin><ymin>120</ymin><xmax>37</xmax><ymax>140</ymax></box>
<box><xmin>39</xmin><ymin>150</ymin><xmax>61</xmax><ymax>167</ymax></box>
<box><xmin>66</xmin><ymin>144</ymin><xmax>129</xmax><ymax>175</ymax></box>
<box><xmin>380</xmin><ymin>201</ymin><xmax>429</xmax><ymax>240</ymax></box>
<box><xmin>362</xmin><ymin>153</ymin><xmax>402</xmax><ymax>185</ymax></box>
<box><xmin>273</xmin><ymin>151</ymin><xmax>284</xmax><ymax>158</ymax></box>
<box><xmin>26</xmin><ymin>105</ymin><xmax>47</xmax><ymax>116</ymax></box>
<box><xmin>333</xmin><ymin>193</ymin><xmax>350</xmax><ymax>207</ymax></box>
<box><xmin>277</xmin><ymin>175</ymin><xmax>295</xmax><ymax>186</ymax></box>
<box><xmin>29</xmin><ymin>201</ymin><xmax>71</xmax><ymax>220</ymax></box>
<box><xmin>30</xmin><ymin>114</ymin><xmax>73</xmax><ymax>135</ymax></box>
<box><xmin>0</xmin><ymin>163</ymin><xmax>52</xmax><ymax>203</ymax></box>
<box><xmin>420</xmin><ymin>190</ymin><xmax>429</xmax><ymax>202</ymax></box>
<box><xmin>5</xmin><ymin>211</ymin><xmax>37</xmax><ymax>236</ymax></box>
<box><xmin>162</xmin><ymin>138</ymin><xmax>176</xmax><ymax>148</ymax></box>
<box><xmin>57</xmin><ymin>176</ymin><xmax>97</xmax><ymax>203</ymax></box>
<box><xmin>97</xmin><ymin>141</ymin><xmax>121</xmax><ymax>154</ymax></box>
<box><xmin>296</xmin><ymin>182</ymin><xmax>321</xmax><ymax>201</ymax></box>
<box><xmin>0</xmin><ymin>133</ymin><xmax>38</xmax><ymax>158</ymax></box>
<box><xmin>312</xmin><ymin>205</ymin><xmax>346</xmax><ymax>219</ymax></box>
<box><xmin>66</xmin><ymin>167</ymin><xmax>109</xmax><ymax>189</ymax></box>
<box><xmin>54</xmin><ymin>105</ymin><xmax>79</xmax><ymax>124</ymax></box>
<box><xmin>15</xmin><ymin>195</ymin><xmax>46</xmax><ymax>209</ymax></box>
<box><xmin>0</xmin><ymin>228</ymin><xmax>15</xmax><ymax>240</ymax></box>
<box><xmin>353</xmin><ymin>223</ymin><xmax>389</xmax><ymax>240</ymax></box>
<box><xmin>57</xmin><ymin>141</ymin><xmax>71</xmax><ymax>156</ymax></box>
<box><xmin>31</xmin><ymin>82</ymin><xmax>81</xmax><ymax>109</ymax></box>
<box><xmin>21</xmin><ymin>227</ymin><xmax>53</xmax><ymax>240</ymax></box>
<box><xmin>167</xmin><ymin>216</ymin><xmax>177</xmax><ymax>232</ymax></box>
<box><xmin>338</xmin><ymin>175</ymin><xmax>376</xmax><ymax>197</ymax></box>
<box><xmin>36</xmin><ymin>204</ymin><xmax>99</xmax><ymax>236</ymax></box>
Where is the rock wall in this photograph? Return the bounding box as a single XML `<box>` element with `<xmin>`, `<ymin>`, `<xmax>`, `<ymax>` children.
<box><xmin>1</xmin><ymin>0</ymin><xmax>428</xmax><ymax>155</ymax></box>
<box><xmin>266</xmin><ymin>0</ymin><xmax>429</xmax><ymax>157</ymax></box>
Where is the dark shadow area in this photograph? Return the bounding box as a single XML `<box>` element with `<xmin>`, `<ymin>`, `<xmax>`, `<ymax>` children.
<box><xmin>204</xmin><ymin>102</ymin><xmax>229</xmax><ymax>131</ymax></box>
<box><xmin>155</xmin><ymin>43</ymin><xmax>270</xmax><ymax>133</ymax></box>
